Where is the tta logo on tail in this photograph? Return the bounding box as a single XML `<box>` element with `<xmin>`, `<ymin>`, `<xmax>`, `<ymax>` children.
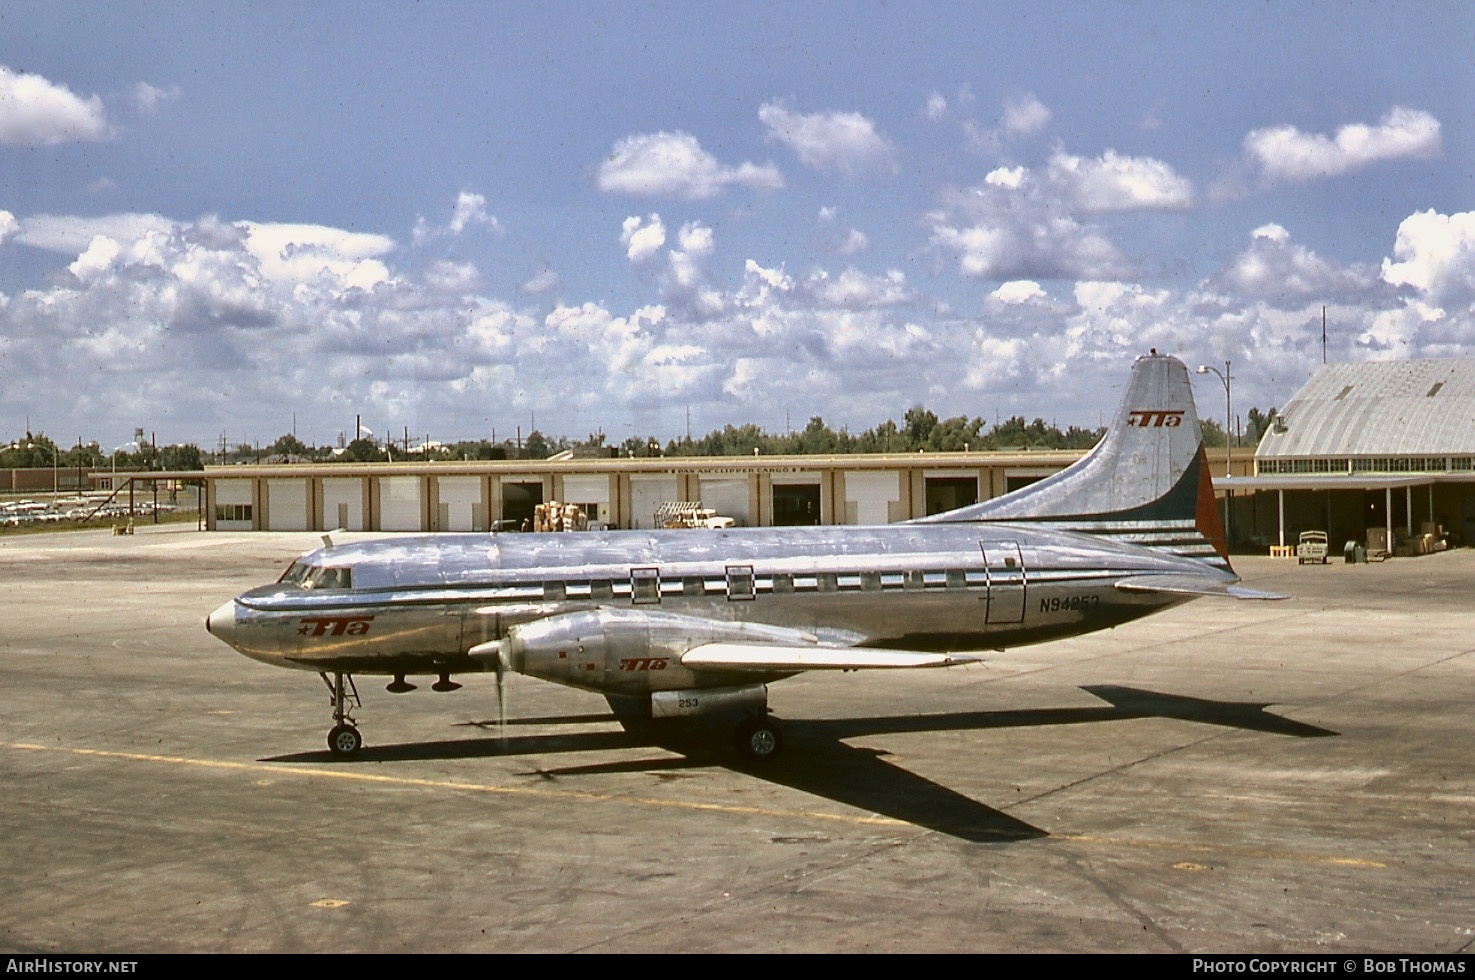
<box><xmin>1127</xmin><ymin>409</ymin><xmax>1184</xmax><ymax>428</ymax></box>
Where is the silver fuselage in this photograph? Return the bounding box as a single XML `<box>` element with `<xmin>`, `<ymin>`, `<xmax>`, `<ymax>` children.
<box><xmin>208</xmin><ymin>523</ymin><xmax>1228</xmax><ymax>697</ymax></box>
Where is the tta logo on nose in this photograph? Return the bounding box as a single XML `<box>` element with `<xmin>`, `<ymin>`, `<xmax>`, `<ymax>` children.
<box><xmin>298</xmin><ymin>616</ymin><xmax>374</xmax><ymax>637</ymax></box>
<box><xmin>1127</xmin><ymin>409</ymin><xmax>1184</xmax><ymax>428</ymax></box>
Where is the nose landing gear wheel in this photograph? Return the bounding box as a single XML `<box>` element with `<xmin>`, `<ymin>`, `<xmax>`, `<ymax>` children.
<box><xmin>733</xmin><ymin>717</ymin><xmax>782</xmax><ymax>761</ymax></box>
<box><xmin>328</xmin><ymin>723</ymin><xmax>363</xmax><ymax>757</ymax></box>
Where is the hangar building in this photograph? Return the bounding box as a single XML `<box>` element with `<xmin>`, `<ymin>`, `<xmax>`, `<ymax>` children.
<box><xmin>1225</xmin><ymin>358</ymin><xmax>1475</xmax><ymax>555</ymax></box>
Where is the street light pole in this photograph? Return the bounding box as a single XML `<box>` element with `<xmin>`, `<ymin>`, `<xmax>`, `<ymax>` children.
<box><xmin>1196</xmin><ymin>361</ymin><xmax>1233</xmax><ymax>478</ymax></box>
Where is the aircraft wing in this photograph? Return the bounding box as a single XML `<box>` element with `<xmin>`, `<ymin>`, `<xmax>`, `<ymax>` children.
<box><xmin>1114</xmin><ymin>574</ymin><xmax>1289</xmax><ymax>600</ymax></box>
<box><xmin>681</xmin><ymin>643</ymin><xmax>982</xmax><ymax>672</ymax></box>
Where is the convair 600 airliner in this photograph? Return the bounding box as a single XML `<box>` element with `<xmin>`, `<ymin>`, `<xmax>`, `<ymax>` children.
<box><xmin>207</xmin><ymin>353</ymin><xmax>1279</xmax><ymax>759</ymax></box>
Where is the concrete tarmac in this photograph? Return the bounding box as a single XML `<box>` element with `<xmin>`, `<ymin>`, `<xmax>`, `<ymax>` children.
<box><xmin>1</xmin><ymin>524</ymin><xmax>1472</xmax><ymax>953</ymax></box>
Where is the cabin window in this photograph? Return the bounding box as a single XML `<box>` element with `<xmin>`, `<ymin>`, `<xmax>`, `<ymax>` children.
<box><xmin>631</xmin><ymin>567</ymin><xmax>661</xmax><ymax>605</ymax></box>
<box><xmin>860</xmin><ymin>571</ymin><xmax>882</xmax><ymax>592</ymax></box>
<box><xmin>682</xmin><ymin>576</ymin><xmax>705</xmax><ymax>598</ymax></box>
<box><xmin>903</xmin><ymin>570</ymin><xmax>925</xmax><ymax>591</ymax></box>
<box><xmin>945</xmin><ymin>569</ymin><xmax>967</xmax><ymax>590</ymax></box>
<box><xmin>543</xmin><ymin>581</ymin><xmax>567</xmax><ymax>601</ymax></box>
<box><xmin>771</xmin><ymin>573</ymin><xmax>794</xmax><ymax>594</ymax></box>
<box><xmin>816</xmin><ymin>573</ymin><xmax>838</xmax><ymax>593</ymax></box>
<box><xmin>590</xmin><ymin>580</ymin><xmax>614</xmax><ymax>601</ymax></box>
<box><xmin>726</xmin><ymin>565</ymin><xmax>755</xmax><ymax>601</ymax></box>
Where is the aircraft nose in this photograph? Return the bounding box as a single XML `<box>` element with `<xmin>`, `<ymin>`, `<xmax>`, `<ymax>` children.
<box><xmin>206</xmin><ymin>600</ymin><xmax>238</xmax><ymax>643</ymax></box>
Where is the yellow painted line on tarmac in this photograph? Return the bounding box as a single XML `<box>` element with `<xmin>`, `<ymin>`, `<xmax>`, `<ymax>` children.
<box><xmin>1057</xmin><ymin>833</ymin><xmax>1386</xmax><ymax>868</ymax></box>
<box><xmin>6</xmin><ymin>741</ymin><xmax>908</xmax><ymax>829</ymax></box>
<box><xmin>5</xmin><ymin>741</ymin><xmax>1393</xmax><ymax>866</ymax></box>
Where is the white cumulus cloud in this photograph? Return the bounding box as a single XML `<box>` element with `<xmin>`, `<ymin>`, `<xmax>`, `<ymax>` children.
<box><xmin>929</xmin><ymin>173</ymin><xmax>1130</xmax><ymax>282</ymax></box>
<box><xmin>758</xmin><ymin>101</ymin><xmax>897</xmax><ymax>176</ymax></box>
<box><xmin>1048</xmin><ymin>150</ymin><xmax>1194</xmax><ymax>212</ymax></box>
<box><xmin>836</xmin><ymin>229</ymin><xmax>869</xmax><ymax>255</ymax></box>
<box><xmin>1381</xmin><ymin>210</ymin><xmax>1475</xmax><ymax>299</ymax></box>
<box><xmin>598</xmin><ymin>131</ymin><xmax>783</xmax><ymax>199</ymax></box>
<box><xmin>669</xmin><ymin>221</ymin><xmax>715</xmax><ymax>289</ymax></box>
<box><xmin>1214</xmin><ymin>224</ymin><xmax>1377</xmax><ymax>303</ymax></box>
<box><xmin>1245</xmin><ymin>106</ymin><xmax>1441</xmax><ymax>182</ymax></box>
<box><xmin>520</xmin><ymin>268</ymin><xmax>560</xmax><ymax>295</ymax></box>
<box><xmin>412</xmin><ymin>191</ymin><xmax>499</xmax><ymax>244</ymax></box>
<box><xmin>242</xmin><ymin>222</ymin><xmax>395</xmax><ymax>291</ymax></box>
<box><xmin>0</xmin><ymin>65</ymin><xmax>110</xmax><ymax>145</ymax></box>
<box><xmin>68</xmin><ymin>235</ymin><xmax>123</xmax><ymax>281</ymax></box>
<box><xmin>1002</xmin><ymin>94</ymin><xmax>1051</xmax><ymax>137</ymax></box>
<box><xmin>620</xmin><ymin>214</ymin><xmax>666</xmax><ymax>263</ymax></box>
<box><xmin>991</xmin><ymin>281</ymin><xmax>1046</xmax><ymax>305</ymax></box>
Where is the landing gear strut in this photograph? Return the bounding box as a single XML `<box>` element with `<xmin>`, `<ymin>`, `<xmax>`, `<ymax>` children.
<box><xmin>733</xmin><ymin>715</ymin><xmax>783</xmax><ymax>761</ymax></box>
<box><xmin>320</xmin><ymin>671</ymin><xmax>363</xmax><ymax>757</ymax></box>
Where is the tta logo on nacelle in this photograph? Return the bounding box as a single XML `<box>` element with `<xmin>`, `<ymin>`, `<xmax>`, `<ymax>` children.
<box><xmin>619</xmin><ymin>657</ymin><xmax>669</xmax><ymax>671</ymax></box>
<box><xmin>1126</xmin><ymin>409</ymin><xmax>1184</xmax><ymax>428</ymax></box>
<box><xmin>298</xmin><ymin>616</ymin><xmax>375</xmax><ymax>637</ymax></box>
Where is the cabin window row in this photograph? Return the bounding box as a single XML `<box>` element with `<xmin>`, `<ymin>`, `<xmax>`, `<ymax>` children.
<box><xmin>525</xmin><ymin>566</ymin><xmax>989</xmax><ymax>604</ymax></box>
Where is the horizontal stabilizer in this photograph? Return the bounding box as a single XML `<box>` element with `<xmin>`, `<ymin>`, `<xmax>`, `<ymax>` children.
<box><xmin>1114</xmin><ymin>574</ymin><xmax>1289</xmax><ymax>600</ymax></box>
<box><xmin>682</xmin><ymin>643</ymin><xmax>983</xmax><ymax>672</ymax></box>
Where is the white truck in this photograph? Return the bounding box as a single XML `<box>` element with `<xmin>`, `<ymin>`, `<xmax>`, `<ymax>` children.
<box><xmin>655</xmin><ymin>501</ymin><xmax>735</xmax><ymax>530</ymax></box>
<box><xmin>1296</xmin><ymin>530</ymin><xmax>1329</xmax><ymax>564</ymax></box>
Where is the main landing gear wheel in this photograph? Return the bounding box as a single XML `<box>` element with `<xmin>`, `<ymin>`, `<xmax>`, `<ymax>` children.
<box><xmin>733</xmin><ymin>717</ymin><xmax>782</xmax><ymax>761</ymax></box>
<box><xmin>328</xmin><ymin>724</ymin><xmax>362</xmax><ymax>757</ymax></box>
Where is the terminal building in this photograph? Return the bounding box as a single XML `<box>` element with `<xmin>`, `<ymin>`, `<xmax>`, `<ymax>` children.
<box><xmin>196</xmin><ymin>449</ymin><xmax>1082</xmax><ymax>533</ymax></box>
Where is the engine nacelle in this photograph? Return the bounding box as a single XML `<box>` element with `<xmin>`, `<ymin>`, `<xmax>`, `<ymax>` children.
<box><xmin>504</xmin><ymin>607</ymin><xmax>811</xmax><ymax>696</ymax></box>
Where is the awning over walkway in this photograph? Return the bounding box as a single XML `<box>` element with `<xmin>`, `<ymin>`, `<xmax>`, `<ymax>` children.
<box><xmin>1218</xmin><ymin>474</ymin><xmax>1434</xmax><ymax>492</ymax></box>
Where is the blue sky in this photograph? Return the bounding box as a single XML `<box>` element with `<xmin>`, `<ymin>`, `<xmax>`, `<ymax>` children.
<box><xmin>1</xmin><ymin>1</ymin><xmax>1471</xmax><ymax>450</ymax></box>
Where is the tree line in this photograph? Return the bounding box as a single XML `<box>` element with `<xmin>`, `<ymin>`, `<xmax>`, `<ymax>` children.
<box><xmin>2</xmin><ymin>405</ymin><xmax>1279</xmax><ymax>470</ymax></box>
<box><xmin>0</xmin><ymin>434</ymin><xmax>202</xmax><ymax>471</ymax></box>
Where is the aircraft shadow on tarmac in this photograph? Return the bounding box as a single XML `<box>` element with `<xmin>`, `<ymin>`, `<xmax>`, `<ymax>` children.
<box><xmin>264</xmin><ymin>685</ymin><xmax>1337</xmax><ymax>844</ymax></box>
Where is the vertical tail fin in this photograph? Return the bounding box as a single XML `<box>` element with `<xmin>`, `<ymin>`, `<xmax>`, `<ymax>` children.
<box><xmin>921</xmin><ymin>352</ymin><xmax>1231</xmax><ymax>570</ymax></box>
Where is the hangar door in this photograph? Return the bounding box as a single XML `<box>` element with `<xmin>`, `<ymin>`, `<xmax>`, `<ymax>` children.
<box><xmin>698</xmin><ymin>477</ymin><xmax>750</xmax><ymax>526</ymax></box>
<box><xmin>630</xmin><ymin>476</ymin><xmax>679</xmax><ymax>530</ymax></box>
<box><xmin>500</xmin><ymin>480</ymin><xmax>543</xmax><ymax>530</ymax></box>
<box><xmin>925</xmin><ymin>476</ymin><xmax>977</xmax><ymax>516</ymax></box>
<box><xmin>772</xmin><ymin>476</ymin><xmax>821</xmax><ymax>526</ymax></box>
<box><xmin>436</xmin><ymin>477</ymin><xmax>483</xmax><ymax>532</ymax></box>
<box><xmin>562</xmin><ymin>474</ymin><xmax>611</xmax><ymax>527</ymax></box>
<box><xmin>322</xmin><ymin>478</ymin><xmax>365</xmax><ymax>531</ymax></box>
<box><xmin>844</xmin><ymin>471</ymin><xmax>900</xmax><ymax>525</ymax></box>
<box><xmin>379</xmin><ymin>476</ymin><xmax>423</xmax><ymax>531</ymax></box>
<box><xmin>266</xmin><ymin>479</ymin><xmax>309</xmax><ymax>531</ymax></box>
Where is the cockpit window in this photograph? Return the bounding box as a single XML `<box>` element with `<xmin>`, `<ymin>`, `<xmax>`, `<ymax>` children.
<box><xmin>280</xmin><ymin>563</ymin><xmax>353</xmax><ymax>590</ymax></box>
<box><xmin>309</xmin><ymin>566</ymin><xmax>353</xmax><ymax>590</ymax></box>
